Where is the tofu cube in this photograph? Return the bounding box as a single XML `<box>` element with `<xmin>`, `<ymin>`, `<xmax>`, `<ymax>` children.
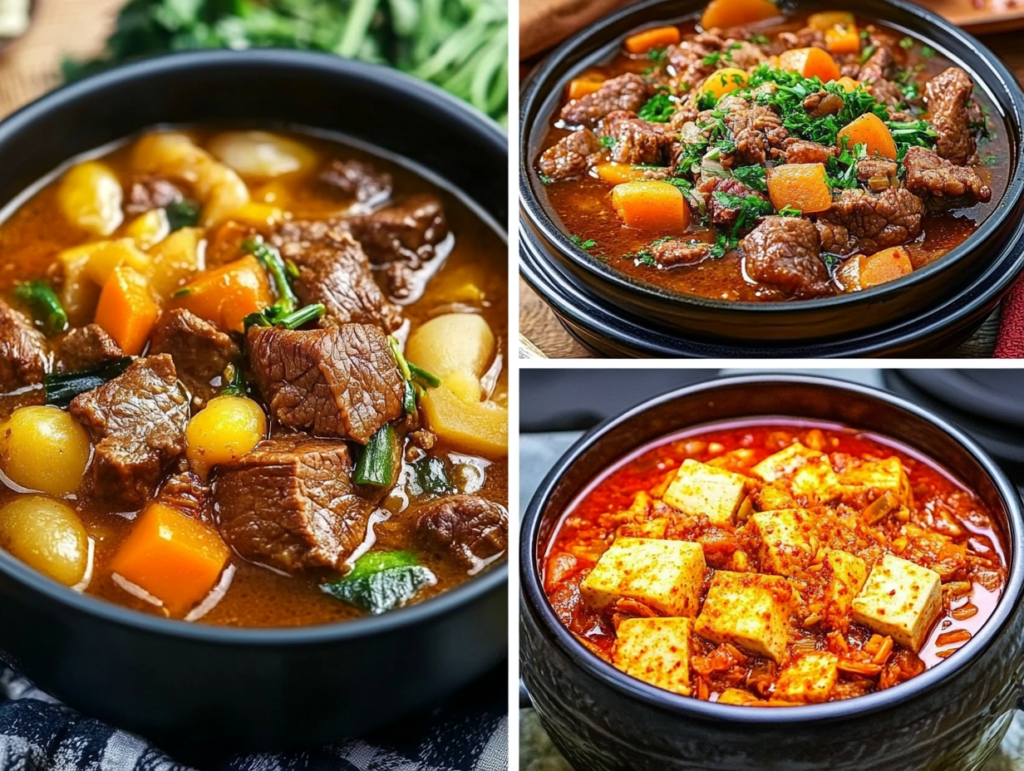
<box><xmin>695</xmin><ymin>571</ymin><xmax>792</xmax><ymax>662</ymax></box>
<box><xmin>613</xmin><ymin>617</ymin><xmax>693</xmax><ymax>696</ymax></box>
<box><xmin>851</xmin><ymin>554</ymin><xmax>941</xmax><ymax>651</ymax></box>
<box><xmin>663</xmin><ymin>459</ymin><xmax>748</xmax><ymax>526</ymax></box>
<box><xmin>774</xmin><ymin>652</ymin><xmax>839</xmax><ymax>704</ymax></box>
<box><xmin>790</xmin><ymin>456</ymin><xmax>842</xmax><ymax>503</ymax></box>
<box><xmin>717</xmin><ymin>688</ymin><xmax>759</xmax><ymax>705</ymax></box>
<box><xmin>751</xmin><ymin>443</ymin><xmax>824</xmax><ymax>482</ymax></box>
<box><xmin>839</xmin><ymin>457</ymin><xmax>913</xmax><ymax>507</ymax></box>
<box><xmin>822</xmin><ymin>549</ymin><xmax>868</xmax><ymax>628</ymax></box>
<box><xmin>580</xmin><ymin>537</ymin><xmax>706</xmax><ymax>617</ymax></box>
<box><xmin>750</xmin><ymin>509</ymin><xmax>820</xmax><ymax>576</ymax></box>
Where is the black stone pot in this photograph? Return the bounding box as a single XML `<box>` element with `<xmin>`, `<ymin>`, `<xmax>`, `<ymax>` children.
<box><xmin>521</xmin><ymin>375</ymin><xmax>1024</xmax><ymax>770</ymax></box>
<box><xmin>0</xmin><ymin>50</ymin><xmax>507</xmax><ymax>759</ymax></box>
<box><xmin>519</xmin><ymin>0</ymin><xmax>1024</xmax><ymax>358</ymax></box>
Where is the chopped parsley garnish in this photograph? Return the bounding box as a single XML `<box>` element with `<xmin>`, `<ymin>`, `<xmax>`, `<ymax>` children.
<box><xmin>899</xmin><ymin>37</ymin><xmax>914</xmax><ymax>50</ymax></box>
<box><xmin>822</xmin><ymin>253</ymin><xmax>843</xmax><ymax>272</ymax></box>
<box><xmin>778</xmin><ymin>206</ymin><xmax>803</xmax><ymax>217</ymax></box>
<box><xmin>538</xmin><ymin>172</ymin><xmax>553</xmax><ymax>185</ymax></box>
<box><xmin>826</xmin><ymin>141</ymin><xmax>866</xmax><ymax>190</ymax></box>
<box><xmin>724</xmin><ymin>42</ymin><xmax>743</xmax><ymax>62</ymax></box>
<box><xmin>732</xmin><ymin>165</ymin><xmax>767</xmax><ymax>192</ymax></box>
<box><xmin>702</xmin><ymin>51</ymin><xmax>722</xmax><ymax>67</ymax></box>
<box><xmin>638</xmin><ymin>91</ymin><xmax>676</xmax><ymax>123</ymax></box>
<box><xmin>648</xmin><ymin>47</ymin><xmax>669</xmax><ymax>65</ymax></box>
<box><xmin>921</xmin><ymin>45</ymin><xmax>936</xmax><ymax>58</ymax></box>
<box><xmin>711</xmin><ymin>192</ymin><xmax>773</xmax><ymax>255</ymax></box>
<box><xmin>750</xmin><ymin>34</ymin><xmax>769</xmax><ymax>45</ymax></box>
<box><xmin>600</xmin><ymin>135</ymin><xmax>616</xmax><ymax>148</ymax></box>
<box><xmin>570</xmin><ymin>235</ymin><xmax>598</xmax><ymax>250</ymax></box>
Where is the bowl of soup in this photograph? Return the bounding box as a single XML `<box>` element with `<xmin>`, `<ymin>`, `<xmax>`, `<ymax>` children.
<box><xmin>519</xmin><ymin>0</ymin><xmax>1024</xmax><ymax>357</ymax></box>
<box><xmin>0</xmin><ymin>50</ymin><xmax>508</xmax><ymax>757</ymax></box>
<box><xmin>520</xmin><ymin>374</ymin><xmax>1024</xmax><ymax>770</ymax></box>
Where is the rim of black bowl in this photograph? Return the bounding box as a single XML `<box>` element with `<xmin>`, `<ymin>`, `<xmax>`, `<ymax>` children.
<box><xmin>0</xmin><ymin>49</ymin><xmax>508</xmax><ymax>645</ymax></box>
<box><xmin>521</xmin><ymin>374</ymin><xmax>1024</xmax><ymax>723</ymax></box>
<box><xmin>519</xmin><ymin>0</ymin><xmax>1024</xmax><ymax>319</ymax></box>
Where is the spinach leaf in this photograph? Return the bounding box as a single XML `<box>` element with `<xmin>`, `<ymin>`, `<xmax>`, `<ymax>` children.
<box><xmin>322</xmin><ymin>551</ymin><xmax>436</xmax><ymax>614</ymax></box>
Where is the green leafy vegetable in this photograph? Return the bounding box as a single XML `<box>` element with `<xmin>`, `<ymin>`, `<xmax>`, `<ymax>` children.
<box><xmin>165</xmin><ymin>199</ymin><xmax>201</xmax><ymax>231</ymax></box>
<box><xmin>322</xmin><ymin>550</ymin><xmax>436</xmax><ymax>614</ymax></box>
<box><xmin>599</xmin><ymin>135</ymin><xmax>616</xmax><ymax>149</ymax></box>
<box><xmin>45</xmin><ymin>357</ymin><xmax>133</xmax><ymax>409</ymax></box>
<box><xmin>15</xmin><ymin>280</ymin><xmax>68</xmax><ymax>335</ymax></box>
<box><xmin>571</xmin><ymin>235</ymin><xmax>598</xmax><ymax>250</ymax></box>
<box><xmin>647</xmin><ymin>47</ymin><xmax>668</xmax><ymax>65</ymax></box>
<box><xmin>413</xmin><ymin>455</ymin><xmax>453</xmax><ymax>495</ymax></box>
<box><xmin>778</xmin><ymin>206</ymin><xmax>803</xmax><ymax>217</ymax></box>
<box><xmin>354</xmin><ymin>424</ymin><xmax>399</xmax><ymax>488</ymax></box>
<box><xmin>243</xmin><ymin>302</ymin><xmax>326</xmax><ymax>330</ymax></box>
<box><xmin>243</xmin><ymin>237</ymin><xmax>299</xmax><ymax>317</ymax></box>
<box><xmin>750</xmin><ymin>34</ymin><xmax>769</xmax><ymax>45</ymax></box>
<box><xmin>702</xmin><ymin>51</ymin><xmax>722</xmax><ymax>67</ymax></box>
<box><xmin>859</xmin><ymin>45</ymin><xmax>877</xmax><ymax>66</ymax></box>
<box><xmin>638</xmin><ymin>91</ymin><xmax>675</xmax><ymax>123</ymax></box>
<box><xmin>732</xmin><ymin>165</ymin><xmax>767</xmax><ymax>192</ymax></box>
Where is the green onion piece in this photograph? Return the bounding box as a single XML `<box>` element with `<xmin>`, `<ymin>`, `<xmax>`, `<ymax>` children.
<box><xmin>408</xmin><ymin>362</ymin><xmax>441</xmax><ymax>388</ymax></box>
<box><xmin>222</xmin><ymin>363</ymin><xmax>246</xmax><ymax>397</ymax></box>
<box><xmin>165</xmin><ymin>199</ymin><xmax>201</xmax><ymax>231</ymax></box>
<box><xmin>403</xmin><ymin>380</ymin><xmax>417</xmax><ymax>415</ymax></box>
<box><xmin>388</xmin><ymin>335</ymin><xmax>413</xmax><ymax>380</ymax></box>
<box><xmin>276</xmin><ymin>303</ymin><xmax>325</xmax><ymax>329</ymax></box>
<box><xmin>243</xmin><ymin>237</ymin><xmax>298</xmax><ymax>315</ymax></box>
<box><xmin>353</xmin><ymin>424</ymin><xmax>398</xmax><ymax>488</ymax></box>
<box><xmin>45</xmin><ymin>356</ymin><xmax>132</xmax><ymax>409</ymax></box>
<box><xmin>15</xmin><ymin>280</ymin><xmax>69</xmax><ymax>336</ymax></box>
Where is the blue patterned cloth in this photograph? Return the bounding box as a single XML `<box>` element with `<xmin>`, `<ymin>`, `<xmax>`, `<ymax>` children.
<box><xmin>0</xmin><ymin>663</ymin><xmax>507</xmax><ymax>771</ymax></box>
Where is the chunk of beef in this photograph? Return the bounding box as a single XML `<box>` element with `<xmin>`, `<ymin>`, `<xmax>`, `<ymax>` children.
<box><xmin>603</xmin><ymin>111</ymin><xmax>672</xmax><ymax>166</ymax></box>
<box><xmin>416</xmin><ymin>495</ymin><xmax>509</xmax><ymax>571</ymax></box>
<box><xmin>816</xmin><ymin>188</ymin><xmax>925</xmax><ymax>255</ymax></box>
<box><xmin>247</xmin><ymin>323</ymin><xmax>404</xmax><ymax>444</ymax></box>
<box><xmin>857</xmin><ymin>157</ymin><xmax>900</xmax><ymax>187</ymax></box>
<box><xmin>69</xmin><ymin>355</ymin><xmax>189</xmax><ymax>507</ymax></box>
<box><xmin>668</xmin><ymin>33</ymin><xmax>724</xmax><ymax>91</ymax></box>
<box><xmin>802</xmin><ymin>92</ymin><xmax>845</xmax><ymax>119</ymax></box>
<box><xmin>319</xmin><ymin>159</ymin><xmax>393</xmax><ymax>205</ymax></box>
<box><xmin>783</xmin><ymin>139</ymin><xmax>837</xmax><ymax>165</ymax></box>
<box><xmin>149</xmin><ymin>309</ymin><xmax>240</xmax><ymax>406</ymax></box>
<box><xmin>0</xmin><ymin>300</ymin><xmax>48</xmax><ymax>392</ymax></box>
<box><xmin>212</xmin><ymin>436</ymin><xmax>379</xmax><ymax>572</ymax></box>
<box><xmin>722</xmin><ymin>39</ymin><xmax>765</xmax><ymax>70</ymax></box>
<box><xmin>768</xmin><ymin>27</ymin><xmax>826</xmax><ymax>56</ymax></box>
<box><xmin>648</xmin><ymin>239</ymin><xmax>712</xmax><ymax>267</ymax></box>
<box><xmin>858</xmin><ymin>41</ymin><xmax>894</xmax><ymax>86</ymax></box>
<box><xmin>56</xmin><ymin>324</ymin><xmax>122</xmax><ymax>373</ymax></box>
<box><xmin>270</xmin><ymin>220</ymin><xmax>403</xmax><ymax>332</ymax></box>
<box><xmin>925</xmin><ymin>67</ymin><xmax>977</xmax><ymax>165</ymax></box>
<box><xmin>559</xmin><ymin>73</ymin><xmax>652</xmax><ymax>127</ymax></box>
<box><xmin>125</xmin><ymin>176</ymin><xmax>184</xmax><ymax>215</ymax></box>
<box><xmin>538</xmin><ymin>129</ymin><xmax>603</xmax><ymax>181</ymax></box>
<box><xmin>903</xmin><ymin>146</ymin><xmax>991</xmax><ymax>202</ymax></box>
<box><xmin>712</xmin><ymin>95</ymin><xmax>789</xmax><ymax>166</ymax></box>
<box><xmin>699</xmin><ymin>176</ymin><xmax>770</xmax><ymax>228</ymax></box>
<box><xmin>741</xmin><ymin>217</ymin><xmax>832</xmax><ymax>299</ymax></box>
<box><xmin>158</xmin><ymin>464</ymin><xmax>210</xmax><ymax>523</ymax></box>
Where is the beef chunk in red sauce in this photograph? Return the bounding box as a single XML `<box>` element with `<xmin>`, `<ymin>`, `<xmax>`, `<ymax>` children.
<box><xmin>56</xmin><ymin>324</ymin><xmax>122</xmax><ymax>373</ymax></box>
<box><xmin>319</xmin><ymin>159</ymin><xmax>393</xmax><ymax>206</ymax></box>
<box><xmin>158</xmin><ymin>464</ymin><xmax>210</xmax><ymax>522</ymax></box>
<box><xmin>560</xmin><ymin>73</ymin><xmax>652</xmax><ymax>127</ymax></box>
<box><xmin>602</xmin><ymin>111</ymin><xmax>673</xmax><ymax>166</ymax></box>
<box><xmin>649</xmin><ymin>239</ymin><xmax>712</xmax><ymax>267</ymax></box>
<box><xmin>0</xmin><ymin>300</ymin><xmax>48</xmax><ymax>391</ymax></box>
<box><xmin>766</xmin><ymin>27</ymin><xmax>825</xmax><ymax>56</ymax></box>
<box><xmin>125</xmin><ymin>176</ymin><xmax>185</xmax><ymax>215</ymax></box>
<box><xmin>247</xmin><ymin>323</ymin><xmax>404</xmax><ymax>444</ymax></box>
<box><xmin>346</xmin><ymin>194</ymin><xmax>448</xmax><ymax>266</ymax></box>
<box><xmin>149</xmin><ymin>309</ymin><xmax>240</xmax><ymax>406</ymax></box>
<box><xmin>742</xmin><ymin>217</ymin><xmax>832</xmax><ymax>299</ymax></box>
<box><xmin>783</xmin><ymin>138</ymin><xmax>837</xmax><ymax>165</ymax></box>
<box><xmin>857</xmin><ymin>158</ymin><xmax>900</xmax><ymax>187</ymax></box>
<box><xmin>712</xmin><ymin>95</ymin><xmax>789</xmax><ymax>166</ymax></box>
<box><xmin>70</xmin><ymin>355</ymin><xmax>189</xmax><ymax>507</ymax></box>
<box><xmin>416</xmin><ymin>495</ymin><xmax>509</xmax><ymax>571</ymax></box>
<box><xmin>815</xmin><ymin>188</ymin><xmax>925</xmax><ymax>255</ymax></box>
<box><xmin>271</xmin><ymin>219</ymin><xmax>403</xmax><ymax>332</ymax></box>
<box><xmin>212</xmin><ymin>436</ymin><xmax>380</xmax><ymax>572</ymax></box>
<box><xmin>903</xmin><ymin>146</ymin><xmax>992</xmax><ymax>203</ymax></box>
<box><xmin>538</xmin><ymin>129</ymin><xmax>603</xmax><ymax>181</ymax></box>
<box><xmin>925</xmin><ymin>67</ymin><xmax>978</xmax><ymax>166</ymax></box>
<box><xmin>699</xmin><ymin>177</ymin><xmax>770</xmax><ymax>229</ymax></box>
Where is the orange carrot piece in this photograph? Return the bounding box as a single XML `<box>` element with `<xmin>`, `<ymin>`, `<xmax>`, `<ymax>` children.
<box><xmin>611</xmin><ymin>180</ymin><xmax>690</xmax><ymax>231</ymax></box>
<box><xmin>836</xmin><ymin>76</ymin><xmax>861</xmax><ymax>93</ymax></box>
<box><xmin>860</xmin><ymin>246</ymin><xmax>914</xmax><ymax>288</ymax></box>
<box><xmin>701</xmin><ymin>0</ymin><xmax>780</xmax><ymax>30</ymax></box>
<box><xmin>110</xmin><ymin>503</ymin><xmax>231</xmax><ymax>616</ymax></box>
<box><xmin>175</xmin><ymin>254</ymin><xmax>272</xmax><ymax>333</ymax></box>
<box><xmin>624</xmin><ymin>26</ymin><xmax>681</xmax><ymax>54</ymax></box>
<box><xmin>837</xmin><ymin>113</ymin><xmax>898</xmax><ymax>160</ymax></box>
<box><xmin>595</xmin><ymin>163</ymin><xmax>648</xmax><ymax>185</ymax></box>
<box><xmin>94</xmin><ymin>266</ymin><xmax>159</xmax><ymax>356</ymax></box>
<box><xmin>778</xmin><ymin>47</ymin><xmax>841</xmax><ymax>82</ymax></box>
<box><xmin>825</xmin><ymin>24</ymin><xmax>861</xmax><ymax>55</ymax></box>
<box><xmin>699</xmin><ymin>68</ymin><xmax>749</xmax><ymax>101</ymax></box>
<box><xmin>767</xmin><ymin>163</ymin><xmax>832</xmax><ymax>214</ymax></box>
<box><xmin>568</xmin><ymin>78</ymin><xmax>604</xmax><ymax>100</ymax></box>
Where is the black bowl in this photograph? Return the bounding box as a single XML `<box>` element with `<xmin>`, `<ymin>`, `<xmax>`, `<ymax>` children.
<box><xmin>519</xmin><ymin>0</ymin><xmax>1024</xmax><ymax>358</ymax></box>
<box><xmin>0</xmin><ymin>50</ymin><xmax>508</xmax><ymax>758</ymax></box>
<box><xmin>521</xmin><ymin>375</ymin><xmax>1024</xmax><ymax>770</ymax></box>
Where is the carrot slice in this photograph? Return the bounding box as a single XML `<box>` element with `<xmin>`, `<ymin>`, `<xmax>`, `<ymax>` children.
<box><xmin>699</xmin><ymin>68</ymin><xmax>749</xmax><ymax>101</ymax></box>
<box><xmin>568</xmin><ymin>79</ymin><xmax>604</xmax><ymax>100</ymax></box>
<box><xmin>825</xmin><ymin>24</ymin><xmax>861</xmax><ymax>55</ymax></box>
<box><xmin>861</xmin><ymin>246</ymin><xmax>914</xmax><ymax>288</ymax></box>
<box><xmin>767</xmin><ymin>164</ymin><xmax>832</xmax><ymax>214</ymax></box>
<box><xmin>624</xmin><ymin>26</ymin><xmax>681</xmax><ymax>54</ymax></box>
<box><xmin>110</xmin><ymin>503</ymin><xmax>231</xmax><ymax>616</ymax></box>
<box><xmin>778</xmin><ymin>47</ymin><xmax>842</xmax><ymax>82</ymax></box>
<box><xmin>175</xmin><ymin>254</ymin><xmax>273</xmax><ymax>333</ymax></box>
<box><xmin>701</xmin><ymin>0</ymin><xmax>780</xmax><ymax>30</ymax></box>
<box><xmin>836</xmin><ymin>76</ymin><xmax>861</xmax><ymax>93</ymax></box>
<box><xmin>94</xmin><ymin>266</ymin><xmax>159</xmax><ymax>356</ymax></box>
<box><xmin>611</xmin><ymin>181</ymin><xmax>690</xmax><ymax>231</ymax></box>
<box><xmin>837</xmin><ymin>113</ymin><xmax>898</xmax><ymax>160</ymax></box>
<box><xmin>595</xmin><ymin>163</ymin><xmax>648</xmax><ymax>185</ymax></box>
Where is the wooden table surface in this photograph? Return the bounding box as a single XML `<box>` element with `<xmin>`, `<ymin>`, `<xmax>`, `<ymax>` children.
<box><xmin>519</xmin><ymin>29</ymin><xmax>1024</xmax><ymax>359</ymax></box>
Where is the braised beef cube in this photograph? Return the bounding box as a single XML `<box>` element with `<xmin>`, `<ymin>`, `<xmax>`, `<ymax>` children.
<box><xmin>708</xmin><ymin>95</ymin><xmax>789</xmax><ymax>166</ymax></box>
<box><xmin>149</xmin><ymin>309</ymin><xmax>240</xmax><ymax>406</ymax></box>
<box><xmin>925</xmin><ymin>67</ymin><xmax>978</xmax><ymax>166</ymax></box>
<box><xmin>603</xmin><ymin>111</ymin><xmax>672</xmax><ymax>166</ymax></box>
<box><xmin>742</xmin><ymin>217</ymin><xmax>832</xmax><ymax>299</ymax></box>
<box><xmin>783</xmin><ymin>138</ymin><xmax>837</xmax><ymax>165</ymax></box>
<box><xmin>903</xmin><ymin>146</ymin><xmax>992</xmax><ymax>202</ymax></box>
<box><xmin>69</xmin><ymin>354</ymin><xmax>189</xmax><ymax>507</ymax></box>
<box><xmin>126</xmin><ymin>176</ymin><xmax>184</xmax><ymax>215</ymax></box>
<box><xmin>816</xmin><ymin>188</ymin><xmax>925</xmax><ymax>255</ymax></box>
<box><xmin>559</xmin><ymin>73</ymin><xmax>652</xmax><ymax>127</ymax></box>
<box><xmin>699</xmin><ymin>177</ymin><xmax>770</xmax><ymax>228</ymax></box>
<box><xmin>56</xmin><ymin>324</ymin><xmax>122</xmax><ymax>373</ymax></box>
<box><xmin>319</xmin><ymin>159</ymin><xmax>393</xmax><ymax>205</ymax></box>
<box><xmin>649</xmin><ymin>239</ymin><xmax>711</xmax><ymax>267</ymax></box>
<box><xmin>858</xmin><ymin>40</ymin><xmax>894</xmax><ymax>85</ymax></box>
<box><xmin>0</xmin><ymin>299</ymin><xmax>48</xmax><ymax>391</ymax></box>
<box><xmin>158</xmin><ymin>463</ymin><xmax>210</xmax><ymax>522</ymax></box>
<box><xmin>667</xmin><ymin>33</ymin><xmax>724</xmax><ymax>93</ymax></box>
<box><xmin>271</xmin><ymin>219</ymin><xmax>403</xmax><ymax>332</ymax></box>
<box><xmin>538</xmin><ymin>129</ymin><xmax>603</xmax><ymax>181</ymax></box>
<box><xmin>212</xmin><ymin>436</ymin><xmax>378</xmax><ymax>572</ymax></box>
<box><xmin>346</xmin><ymin>194</ymin><xmax>448</xmax><ymax>267</ymax></box>
<box><xmin>416</xmin><ymin>495</ymin><xmax>509</xmax><ymax>570</ymax></box>
<box><xmin>857</xmin><ymin>157</ymin><xmax>900</xmax><ymax>188</ymax></box>
<box><xmin>247</xmin><ymin>323</ymin><xmax>404</xmax><ymax>444</ymax></box>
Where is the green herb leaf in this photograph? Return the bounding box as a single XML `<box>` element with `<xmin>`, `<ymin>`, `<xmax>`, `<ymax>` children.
<box><xmin>638</xmin><ymin>91</ymin><xmax>675</xmax><ymax>123</ymax></box>
<box><xmin>322</xmin><ymin>551</ymin><xmax>436</xmax><ymax>615</ymax></box>
<box><xmin>921</xmin><ymin>45</ymin><xmax>936</xmax><ymax>58</ymax></box>
<box><xmin>353</xmin><ymin>424</ymin><xmax>399</xmax><ymax>488</ymax></box>
<box><xmin>15</xmin><ymin>280</ymin><xmax>68</xmax><ymax>336</ymax></box>
<box><xmin>732</xmin><ymin>165</ymin><xmax>767</xmax><ymax>192</ymax></box>
<box><xmin>647</xmin><ymin>47</ymin><xmax>668</xmax><ymax>65</ymax></box>
<box><xmin>778</xmin><ymin>205</ymin><xmax>803</xmax><ymax>217</ymax></box>
<box><xmin>165</xmin><ymin>199</ymin><xmax>201</xmax><ymax>231</ymax></box>
<box><xmin>899</xmin><ymin>37</ymin><xmax>914</xmax><ymax>50</ymax></box>
<box><xmin>599</xmin><ymin>135</ymin><xmax>616</xmax><ymax>149</ymax></box>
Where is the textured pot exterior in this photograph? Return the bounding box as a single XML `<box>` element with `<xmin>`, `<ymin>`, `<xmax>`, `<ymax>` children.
<box><xmin>521</xmin><ymin>376</ymin><xmax>1024</xmax><ymax>770</ymax></box>
<box><xmin>0</xmin><ymin>50</ymin><xmax>508</xmax><ymax>758</ymax></box>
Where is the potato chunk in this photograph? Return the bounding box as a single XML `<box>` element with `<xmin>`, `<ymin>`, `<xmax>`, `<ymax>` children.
<box><xmin>851</xmin><ymin>554</ymin><xmax>941</xmax><ymax>651</ymax></box>
<box><xmin>580</xmin><ymin>537</ymin><xmax>706</xmax><ymax>617</ymax></box>
<box><xmin>750</xmin><ymin>509</ymin><xmax>821</xmax><ymax>576</ymax></box>
<box><xmin>821</xmin><ymin>549</ymin><xmax>867</xmax><ymax>630</ymax></box>
<box><xmin>613</xmin><ymin>617</ymin><xmax>693</xmax><ymax>696</ymax></box>
<box><xmin>774</xmin><ymin>652</ymin><xmax>839</xmax><ymax>703</ymax></box>
<box><xmin>839</xmin><ymin>457</ymin><xmax>913</xmax><ymax>507</ymax></box>
<box><xmin>695</xmin><ymin>571</ymin><xmax>792</xmax><ymax>662</ymax></box>
<box><xmin>663</xmin><ymin>459</ymin><xmax>748</xmax><ymax>526</ymax></box>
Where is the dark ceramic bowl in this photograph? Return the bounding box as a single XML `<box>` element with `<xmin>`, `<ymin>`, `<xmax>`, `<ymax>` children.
<box><xmin>0</xmin><ymin>50</ymin><xmax>507</xmax><ymax>759</ymax></box>
<box><xmin>519</xmin><ymin>0</ymin><xmax>1024</xmax><ymax>358</ymax></box>
<box><xmin>521</xmin><ymin>375</ymin><xmax>1024</xmax><ymax>770</ymax></box>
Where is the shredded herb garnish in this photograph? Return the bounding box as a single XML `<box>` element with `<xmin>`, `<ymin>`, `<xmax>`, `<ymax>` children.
<box><xmin>638</xmin><ymin>91</ymin><xmax>676</xmax><ymax>123</ymax></box>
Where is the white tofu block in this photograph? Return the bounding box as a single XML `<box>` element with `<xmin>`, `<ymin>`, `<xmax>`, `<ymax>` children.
<box><xmin>663</xmin><ymin>459</ymin><xmax>748</xmax><ymax>526</ymax></box>
<box><xmin>839</xmin><ymin>457</ymin><xmax>913</xmax><ymax>507</ymax></box>
<box><xmin>822</xmin><ymin>549</ymin><xmax>868</xmax><ymax>624</ymax></box>
<box><xmin>613</xmin><ymin>617</ymin><xmax>693</xmax><ymax>696</ymax></box>
<box><xmin>751</xmin><ymin>443</ymin><xmax>824</xmax><ymax>482</ymax></box>
<box><xmin>580</xmin><ymin>537</ymin><xmax>706</xmax><ymax>617</ymax></box>
<box><xmin>695</xmin><ymin>571</ymin><xmax>792</xmax><ymax>662</ymax></box>
<box><xmin>851</xmin><ymin>554</ymin><xmax>941</xmax><ymax>651</ymax></box>
<box><xmin>790</xmin><ymin>456</ymin><xmax>842</xmax><ymax>503</ymax></box>
<box><xmin>717</xmin><ymin>688</ymin><xmax>759</xmax><ymax>705</ymax></box>
<box><xmin>750</xmin><ymin>509</ymin><xmax>820</xmax><ymax>576</ymax></box>
<box><xmin>774</xmin><ymin>652</ymin><xmax>839</xmax><ymax>704</ymax></box>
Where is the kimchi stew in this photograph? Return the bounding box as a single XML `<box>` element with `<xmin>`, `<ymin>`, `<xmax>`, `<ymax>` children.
<box><xmin>542</xmin><ymin>421</ymin><xmax>1007</xmax><ymax>706</ymax></box>
<box><xmin>0</xmin><ymin>128</ymin><xmax>508</xmax><ymax>627</ymax></box>
<box><xmin>535</xmin><ymin>0</ymin><xmax>1008</xmax><ymax>301</ymax></box>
